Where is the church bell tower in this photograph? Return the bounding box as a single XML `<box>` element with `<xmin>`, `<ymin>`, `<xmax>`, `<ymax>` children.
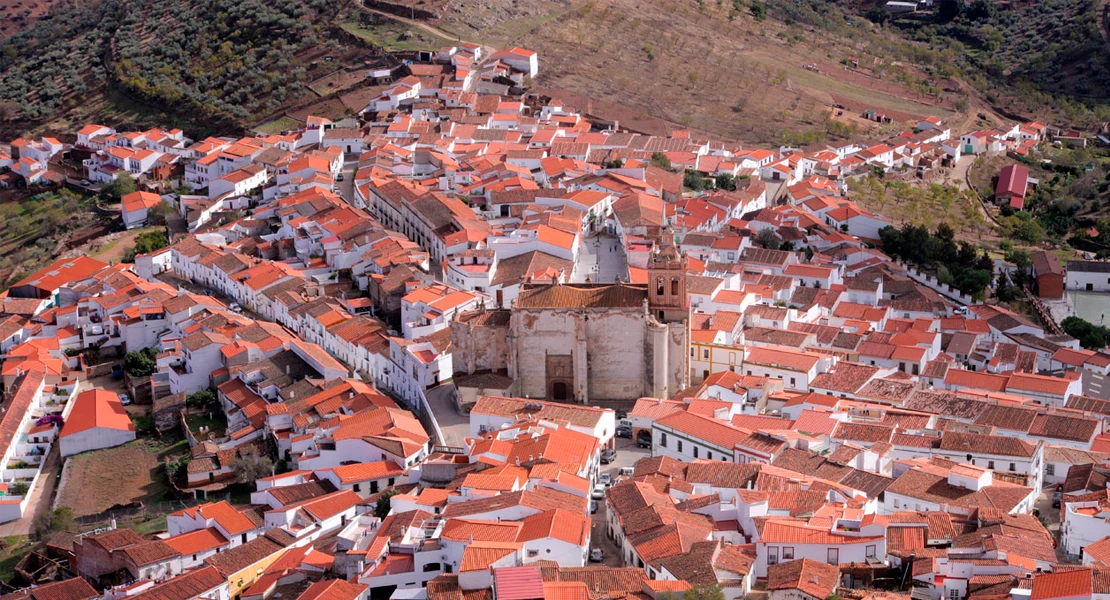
<box><xmin>648</xmin><ymin>227</ymin><xmax>689</xmax><ymax>323</ymax></box>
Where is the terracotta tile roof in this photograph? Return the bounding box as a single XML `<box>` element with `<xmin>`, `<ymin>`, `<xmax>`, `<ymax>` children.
<box><xmin>767</xmin><ymin>559</ymin><xmax>840</xmax><ymax>598</ymax></box>
<box><xmin>542</xmin><ymin>582</ymin><xmax>591</xmax><ymax>600</ymax></box>
<box><xmin>655</xmin><ymin>411</ymin><xmax>748</xmax><ymax>450</ymax></box>
<box><xmin>472</xmin><ymin>396</ymin><xmax>609</xmax><ymax>428</ymax></box>
<box><xmin>131</xmin><ymin>565</ymin><xmax>226</xmax><ymax>600</ymax></box>
<box><xmin>515</xmin><ymin>282</ymin><xmax>648</xmax><ymax>309</ymax></box>
<box><xmin>295</xmin><ymin>578</ymin><xmax>368</xmax><ymax>600</ymax></box>
<box><xmin>885</xmin><ymin>467</ymin><xmax>1033</xmax><ymax>513</ymax></box>
<box><xmin>760</xmin><ymin>518</ymin><xmax>883</xmax><ymax>545</ymax></box>
<box><xmin>164</xmin><ymin>528</ymin><xmax>229</xmax><ymax>556</ymax></box>
<box><xmin>1030</xmin><ymin>569</ymin><xmax>1093</xmax><ymax>600</ymax></box>
<box><xmin>60</xmin><ymin>389</ymin><xmax>135</xmax><ymax>437</ymax></box>
<box><xmin>427</xmin><ymin>575</ymin><xmax>492</xmax><ymax>600</ymax></box>
<box><xmin>0</xmin><ymin>577</ymin><xmax>98</xmax><ymax>600</ymax></box>
<box><xmin>833</xmin><ymin>422</ymin><xmax>894</xmax><ymax>444</ymax></box>
<box><xmin>440</xmin><ymin>519</ymin><xmax>523</xmax><ymax>543</ymax></box>
<box><xmin>517</xmin><ymin>509</ymin><xmax>590</xmax><ymax>545</ymax></box>
<box><xmin>442</xmin><ymin>487</ymin><xmax>586</xmax><ymax>519</ymax></box>
<box><xmin>938</xmin><ymin>431</ymin><xmax>1037</xmax><ymax>458</ymax></box>
<box><xmin>684</xmin><ymin>461</ymin><xmax>761</xmax><ymax>489</ymax></box>
<box><xmin>120</xmin><ymin>540</ymin><xmax>181</xmax><ymax>566</ymax></box>
<box><xmin>203</xmin><ymin>532</ymin><xmax>288</xmax><ymax>576</ymax></box>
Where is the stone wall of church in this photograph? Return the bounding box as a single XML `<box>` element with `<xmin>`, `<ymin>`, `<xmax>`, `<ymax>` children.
<box><xmin>510</xmin><ymin>307</ymin><xmax>651</xmax><ymax>402</ymax></box>
<box><xmin>450</xmin><ymin>317</ymin><xmax>510</xmax><ymax>376</ymax></box>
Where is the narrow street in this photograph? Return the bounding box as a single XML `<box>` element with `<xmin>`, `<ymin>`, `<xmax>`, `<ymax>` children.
<box><xmin>0</xmin><ymin>445</ymin><xmax>61</xmax><ymax>537</ymax></box>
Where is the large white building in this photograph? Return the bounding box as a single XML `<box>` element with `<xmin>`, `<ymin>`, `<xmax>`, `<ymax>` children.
<box><xmin>59</xmin><ymin>389</ymin><xmax>136</xmax><ymax>458</ymax></box>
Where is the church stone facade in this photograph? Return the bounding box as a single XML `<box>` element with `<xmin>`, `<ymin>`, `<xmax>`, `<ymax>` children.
<box><xmin>451</xmin><ymin>235</ymin><xmax>690</xmax><ymax>404</ymax></box>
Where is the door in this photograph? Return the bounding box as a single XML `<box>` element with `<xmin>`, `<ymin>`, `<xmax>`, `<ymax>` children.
<box><xmin>552</xmin><ymin>381</ymin><xmax>569</xmax><ymax>401</ymax></box>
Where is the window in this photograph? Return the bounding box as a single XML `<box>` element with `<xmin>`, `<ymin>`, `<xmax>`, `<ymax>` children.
<box><xmin>987</xmin><ymin>460</ymin><xmax>995</xmax><ymax>469</ymax></box>
<box><xmin>677</xmin><ymin>440</ymin><xmax>684</xmax><ymax>453</ymax></box>
<box><xmin>768</xmin><ymin>547</ymin><xmax>779</xmax><ymax>565</ymax></box>
<box><xmin>729</xmin><ymin>352</ymin><xmax>737</xmax><ymax>365</ymax></box>
<box><xmin>660</xmin><ymin>433</ymin><xmax>668</xmax><ymax>447</ymax></box>
<box><xmin>671</xmin><ymin>278</ymin><xmax>679</xmax><ymax>296</ymax></box>
<box><xmin>1047</xmin><ymin>464</ymin><xmax>1055</xmax><ymax>476</ymax></box>
<box><xmin>1009</xmin><ymin>462</ymin><xmax>1016</xmax><ymax>471</ymax></box>
<box><xmin>704</xmin><ymin>349</ymin><xmax>710</xmax><ymax>359</ymax></box>
<box><xmin>790</xmin><ymin>377</ymin><xmax>796</xmax><ymax>387</ymax></box>
<box><xmin>949</xmin><ymin>589</ymin><xmax>960</xmax><ymax>600</ymax></box>
<box><xmin>527</xmin><ymin>550</ymin><xmax>539</xmax><ymax>558</ymax></box>
<box><xmin>827</xmin><ymin>548</ymin><xmax>839</xmax><ymax>564</ymax></box>
<box><xmin>656</xmin><ymin>278</ymin><xmax>665</xmax><ymax>296</ymax></box>
<box><xmin>707</xmin><ymin>451</ymin><xmax>712</xmax><ymax>460</ymax></box>
<box><xmin>866</xmin><ymin>545</ymin><xmax>876</xmax><ymax>559</ymax></box>
<box><xmin>782</xmin><ymin>547</ymin><xmax>794</xmax><ymax>560</ymax></box>
<box><xmin>694</xmin><ymin>447</ymin><xmax>699</xmax><ymax>458</ymax></box>
<box><xmin>353</xmin><ymin>483</ymin><xmax>361</xmax><ymax>492</ymax></box>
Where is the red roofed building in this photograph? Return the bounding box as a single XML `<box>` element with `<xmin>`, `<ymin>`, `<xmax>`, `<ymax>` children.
<box><xmin>766</xmin><ymin>558</ymin><xmax>841</xmax><ymax>600</ymax></box>
<box><xmin>995</xmin><ymin>164</ymin><xmax>1030</xmax><ymax>210</ymax></box>
<box><xmin>121</xmin><ymin>191</ymin><xmax>165</xmax><ymax>229</ymax></box>
<box><xmin>8</xmin><ymin>256</ymin><xmax>109</xmax><ymax>301</ymax></box>
<box><xmin>59</xmin><ymin>389</ymin><xmax>136</xmax><ymax>457</ymax></box>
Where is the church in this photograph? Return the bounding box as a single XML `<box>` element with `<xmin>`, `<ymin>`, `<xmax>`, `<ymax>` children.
<box><xmin>451</xmin><ymin>233</ymin><xmax>690</xmax><ymax>404</ymax></box>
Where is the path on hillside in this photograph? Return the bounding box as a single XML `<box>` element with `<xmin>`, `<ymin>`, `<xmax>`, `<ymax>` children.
<box><xmin>361</xmin><ymin>6</ymin><xmax>485</xmax><ymax>52</ymax></box>
<box><xmin>944</xmin><ymin>154</ymin><xmax>1001</xmax><ymax>229</ymax></box>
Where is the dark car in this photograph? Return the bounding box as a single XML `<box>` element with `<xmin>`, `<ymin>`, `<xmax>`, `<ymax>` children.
<box><xmin>636</xmin><ymin>432</ymin><xmax>652</xmax><ymax>449</ymax></box>
<box><xmin>590</xmin><ymin>500</ymin><xmax>598</xmax><ymax>514</ymax></box>
<box><xmin>600</xmin><ymin>449</ymin><xmax>617</xmax><ymax>464</ymax></box>
<box><xmin>1053</xmin><ymin>491</ymin><xmax>1062</xmax><ymax>508</ymax></box>
<box><xmin>616</xmin><ymin>425</ymin><xmax>632</xmax><ymax>438</ymax></box>
<box><xmin>616</xmin><ymin>410</ymin><xmax>627</xmax><ymax>420</ymax></box>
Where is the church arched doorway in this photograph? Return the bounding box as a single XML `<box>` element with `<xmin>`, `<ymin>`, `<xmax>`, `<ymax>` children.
<box><xmin>552</xmin><ymin>381</ymin><xmax>569</xmax><ymax>401</ymax></box>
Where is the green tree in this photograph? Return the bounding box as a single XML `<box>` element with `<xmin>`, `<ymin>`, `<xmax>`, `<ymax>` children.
<box><xmin>123</xmin><ymin>347</ymin><xmax>158</xmax><ymax>377</ymax></box>
<box><xmin>1062</xmin><ymin>316</ymin><xmax>1110</xmax><ymax>349</ymax></box>
<box><xmin>715</xmin><ymin>173</ymin><xmax>737</xmax><ymax>191</ymax></box>
<box><xmin>229</xmin><ymin>449</ymin><xmax>274</xmax><ymax>483</ymax></box>
<box><xmin>187</xmin><ymin>389</ymin><xmax>217</xmax><ymax>409</ymax></box>
<box><xmin>375</xmin><ymin>489</ymin><xmax>400</xmax><ymax>519</ymax></box>
<box><xmin>148</xmin><ymin>200</ymin><xmax>173</xmax><ymax>224</ymax></box>
<box><xmin>755</xmin><ymin>228</ymin><xmax>780</xmax><ymax>250</ymax></box>
<box><xmin>650</xmin><ymin>152</ymin><xmax>672</xmax><ymax>171</ymax></box>
<box><xmin>101</xmin><ymin>173</ymin><xmax>137</xmax><ymax>204</ymax></box>
<box><xmin>685</xmin><ymin>586</ymin><xmax>726</xmax><ymax>600</ymax></box>
<box><xmin>33</xmin><ymin>506</ymin><xmax>75</xmax><ymax>540</ymax></box>
<box><xmin>749</xmin><ymin>1</ymin><xmax>767</xmax><ymax>20</ymax></box>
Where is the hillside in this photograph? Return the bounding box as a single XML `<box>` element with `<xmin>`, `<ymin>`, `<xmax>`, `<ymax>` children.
<box><xmin>431</xmin><ymin>0</ymin><xmax>971</xmax><ymax>144</ymax></box>
<box><xmin>0</xmin><ymin>0</ymin><xmax>381</xmax><ymax>139</ymax></box>
<box><xmin>1</xmin><ymin>0</ymin><xmax>1108</xmax><ymax>143</ymax></box>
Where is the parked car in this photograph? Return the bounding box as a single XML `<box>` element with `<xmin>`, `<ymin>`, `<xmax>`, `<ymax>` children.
<box><xmin>619</xmin><ymin>466</ymin><xmax>635</xmax><ymax>477</ymax></box>
<box><xmin>336</xmin><ymin>173</ymin><xmax>344</xmax><ymax>181</ymax></box>
<box><xmin>616</xmin><ymin>425</ymin><xmax>632</xmax><ymax>438</ymax></box>
<box><xmin>590</xmin><ymin>500</ymin><xmax>598</xmax><ymax>514</ymax></box>
<box><xmin>589</xmin><ymin>548</ymin><xmax>603</xmax><ymax>562</ymax></box>
<box><xmin>636</xmin><ymin>432</ymin><xmax>652</xmax><ymax>448</ymax></box>
<box><xmin>80</xmin><ymin>179</ymin><xmax>91</xmax><ymax>186</ymax></box>
<box><xmin>229</xmin><ymin>302</ymin><xmax>242</xmax><ymax>312</ymax></box>
<box><xmin>119</xmin><ymin>393</ymin><xmax>132</xmax><ymax>406</ymax></box>
<box><xmin>1053</xmin><ymin>491</ymin><xmax>1062</xmax><ymax>508</ymax></box>
<box><xmin>590</xmin><ymin>485</ymin><xmax>606</xmax><ymax>499</ymax></box>
<box><xmin>600</xmin><ymin>449</ymin><xmax>617</xmax><ymax>464</ymax></box>
<box><xmin>599</xmin><ymin>473</ymin><xmax>612</xmax><ymax>487</ymax></box>
<box><xmin>616</xmin><ymin>410</ymin><xmax>627</xmax><ymax>420</ymax></box>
